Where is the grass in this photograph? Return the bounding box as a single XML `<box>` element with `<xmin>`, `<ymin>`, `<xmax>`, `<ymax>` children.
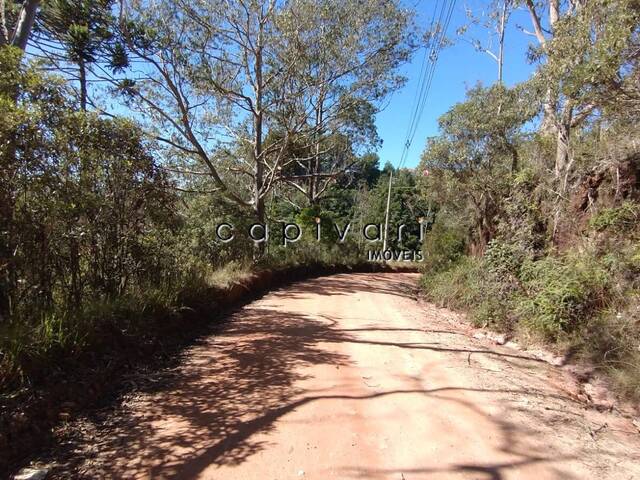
<box><xmin>205</xmin><ymin>260</ymin><xmax>253</xmax><ymax>288</ymax></box>
<box><xmin>516</xmin><ymin>253</ymin><xmax>610</xmax><ymax>341</ymax></box>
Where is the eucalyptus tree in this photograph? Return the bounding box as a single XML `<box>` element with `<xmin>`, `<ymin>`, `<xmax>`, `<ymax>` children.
<box><xmin>458</xmin><ymin>0</ymin><xmax>512</xmax><ymax>85</ymax></box>
<box><xmin>275</xmin><ymin>0</ymin><xmax>414</xmax><ymax>205</ymax></box>
<box><xmin>523</xmin><ymin>0</ymin><xmax>639</xmax><ymax>186</ymax></box>
<box><xmin>111</xmin><ymin>0</ymin><xmax>415</xmax><ymax>227</ymax></box>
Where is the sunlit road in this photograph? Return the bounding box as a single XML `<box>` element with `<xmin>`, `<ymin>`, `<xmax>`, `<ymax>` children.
<box><xmin>52</xmin><ymin>273</ymin><xmax>640</xmax><ymax>479</ymax></box>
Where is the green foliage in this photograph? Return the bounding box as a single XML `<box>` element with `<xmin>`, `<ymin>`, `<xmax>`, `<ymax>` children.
<box><xmin>495</xmin><ymin>166</ymin><xmax>548</xmax><ymax>254</ymax></box>
<box><xmin>422</xmin><ymin>247</ymin><xmax>616</xmax><ymax>338</ymax></box>
<box><xmin>414</xmin><ymin>0</ymin><xmax>640</xmax><ymax>401</ymax></box>
<box><xmin>38</xmin><ymin>0</ymin><xmax>115</xmax><ymax>63</ymax></box>
<box><xmin>0</xmin><ymin>47</ymin><xmax>409</xmax><ymax>389</ymax></box>
<box><xmin>355</xmin><ymin>167</ymin><xmax>428</xmax><ymax>251</ymax></box>
<box><xmin>0</xmin><ymin>53</ymin><xmax>185</xmax><ymax>386</ymax></box>
<box><xmin>418</xmin><ymin>83</ymin><xmax>536</xmax><ymax>253</ymax></box>
<box><xmin>421</xmin><ymin>222</ymin><xmax>466</xmax><ymax>273</ymax></box>
<box><xmin>517</xmin><ymin>254</ymin><xmax>610</xmax><ymax>340</ymax></box>
<box><xmin>421</xmin><ymin>256</ymin><xmax>483</xmax><ymax>311</ymax></box>
<box><xmin>589</xmin><ymin>201</ymin><xmax>640</xmax><ymax>232</ymax></box>
<box><xmin>484</xmin><ymin>240</ymin><xmax>527</xmax><ymax>277</ymax></box>
<box><xmin>295</xmin><ymin>206</ymin><xmax>339</xmax><ymax>244</ymax></box>
<box><xmin>537</xmin><ymin>0</ymin><xmax>640</xmax><ymax>112</ymax></box>
<box><xmin>421</xmin><ymin>236</ymin><xmax>640</xmax><ymax>396</ymax></box>
<box><xmin>578</xmin><ymin>302</ymin><xmax>640</xmax><ymax>399</ymax></box>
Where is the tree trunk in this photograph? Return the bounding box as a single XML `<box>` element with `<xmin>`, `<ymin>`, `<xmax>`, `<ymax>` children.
<box><xmin>554</xmin><ymin>104</ymin><xmax>573</xmax><ymax>181</ymax></box>
<box><xmin>253</xmin><ymin>173</ymin><xmax>266</xmax><ymax>259</ymax></box>
<box><xmin>0</xmin><ymin>186</ymin><xmax>15</xmax><ymax>321</ymax></box>
<box><xmin>310</xmin><ymin>91</ymin><xmax>324</xmax><ymax>206</ymax></box>
<box><xmin>555</xmin><ymin>124</ymin><xmax>570</xmax><ymax>177</ymax></box>
<box><xmin>79</xmin><ymin>59</ymin><xmax>87</xmax><ymax>111</ymax></box>
<box><xmin>497</xmin><ymin>0</ymin><xmax>507</xmax><ymax>85</ymax></box>
<box><xmin>539</xmin><ymin>87</ymin><xmax>557</xmax><ymax>135</ymax></box>
<box><xmin>11</xmin><ymin>0</ymin><xmax>40</xmax><ymax>51</ymax></box>
<box><xmin>523</xmin><ymin>0</ymin><xmax>556</xmax><ymax>135</ymax></box>
<box><xmin>549</xmin><ymin>0</ymin><xmax>560</xmax><ymax>27</ymax></box>
<box><xmin>253</xmin><ymin>18</ymin><xmax>265</xmax><ymax>259</ymax></box>
<box><xmin>509</xmin><ymin>143</ymin><xmax>519</xmax><ymax>172</ymax></box>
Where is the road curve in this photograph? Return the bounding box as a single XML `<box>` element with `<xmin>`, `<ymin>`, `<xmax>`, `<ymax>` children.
<box><xmin>50</xmin><ymin>273</ymin><xmax>639</xmax><ymax>479</ymax></box>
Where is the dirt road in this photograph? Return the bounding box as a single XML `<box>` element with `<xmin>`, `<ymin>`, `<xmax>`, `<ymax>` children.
<box><xmin>47</xmin><ymin>273</ymin><xmax>639</xmax><ymax>479</ymax></box>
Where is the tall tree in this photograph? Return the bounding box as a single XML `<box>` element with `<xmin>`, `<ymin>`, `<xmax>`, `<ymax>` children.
<box><xmin>33</xmin><ymin>0</ymin><xmax>116</xmax><ymax>110</ymax></box>
<box><xmin>523</xmin><ymin>0</ymin><xmax>639</xmax><ymax>186</ymax></box>
<box><xmin>275</xmin><ymin>0</ymin><xmax>412</xmax><ymax>205</ymax></box>
<box><xmin>108</xmin><ymin>0</ymin><xmax>414</xmax><ymax>229</ymax></box>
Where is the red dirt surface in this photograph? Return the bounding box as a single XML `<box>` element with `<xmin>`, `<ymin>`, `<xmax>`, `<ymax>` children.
<box><xmin>41</xmin><ymin>273</ymin><xmax>640</xmax><ymax>479</ymax></box>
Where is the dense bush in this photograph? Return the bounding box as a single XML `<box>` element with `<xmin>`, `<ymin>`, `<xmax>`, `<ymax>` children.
<box><xmin>516</xmin><ymin>253</ymin><xmax>610</xmax><ymax>340</ymax></box>
<box><xmin>421</xmin><ymin>237</ymin><xmax>639</xmax><ymax>397</ymax></box>
<box><xmin>422</xmin><ymin>250</ymin><xmax>517</xmax><ymax>331</ymax></box>
<box><xmin>0</xmin><ymin>50</ymin><xmax>195</xmax><ymax>385</ymax></box>
<box><xmin>420</xmin><ymin>222</ymin><xmax>467</xmax><ymax>273</ymax></box>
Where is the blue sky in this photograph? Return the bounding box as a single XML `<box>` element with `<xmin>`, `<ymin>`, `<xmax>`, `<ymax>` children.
<box><xmin>377</xmin><ymin>0</ymin><xmax>539</xmax><ymax>169</ymax></box>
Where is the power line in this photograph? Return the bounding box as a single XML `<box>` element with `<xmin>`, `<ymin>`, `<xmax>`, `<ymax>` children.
<box><xmin>399</xmin><ymin>0</ymin><xmax>455</xmax><ymax>169</ymax></box>
<box><xmin>397</xmin><ymin>0</ymin><xmax>440</xmax><ymax>169</ymax></box>
<box><xmin>397</xmin><ymin>0</ymin><xmax>456</xmax><ymax>170</ymax></box>
<box><xmin>382</xmin><ymin>0</ymin><xmax>456</xmax><ymax>251</ymax></box>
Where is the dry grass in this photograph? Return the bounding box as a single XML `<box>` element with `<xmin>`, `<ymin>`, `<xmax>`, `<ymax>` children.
<box><xmin>205</xmin><ymin>261</ymin><xmax>254</xmax><ymax>289</ymax></box>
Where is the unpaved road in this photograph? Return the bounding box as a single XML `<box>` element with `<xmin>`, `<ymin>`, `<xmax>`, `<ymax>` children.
<box><xmin>44</xmin><ymin>273</ymin><xmax>639</xmax><ymax>479</ymax></box>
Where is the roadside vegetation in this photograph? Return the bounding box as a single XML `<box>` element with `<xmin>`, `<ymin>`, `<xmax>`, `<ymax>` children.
<box><xmin>0</xmin><ymin>0</ymin><xmax>426</xmax><ymax>407</ymax></box>
<box><xmin>418</xmin><ymin>0</ymin><xmax>640</xmax><ymax>399</ymax></box>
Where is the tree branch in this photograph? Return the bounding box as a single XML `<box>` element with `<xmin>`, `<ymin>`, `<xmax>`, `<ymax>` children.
<box><xmin>524</xmin><ymin>0</ymin><xmax>547</xmax><ymax>45</ymax></box>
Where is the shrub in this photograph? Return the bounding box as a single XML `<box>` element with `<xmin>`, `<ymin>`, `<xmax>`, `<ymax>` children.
<box><xmin>516</xmin><ymin>253</ymin><xmax>610</xmax><ymax>341</ymax></box>
<box><xmin>420</xmin><ymin>244</ymin><xmax>640</xmax><ymax>400</ymax></box>
<box><xmin>589</xmin><ymin>201</ymin><xmax>640</xmax><ymax>232</ymax></box>
<box><xmin>421</xmin><ymin>223</ymin><xmax>467</xmax><ymax>273</ymax></box>
<box><xmin>484</xmin><ymin>239</ymin><xmax>527</xmax><ymax>277</ymax></box>
<box><xmin>578</xmin><ymin>300</ymin><xmax>640</xmax><ymax>399</ymax></box>
<box><xmin>421</xmin><ymin>256</ymin><xmax>483</xmax><ymax>310</ymax></box>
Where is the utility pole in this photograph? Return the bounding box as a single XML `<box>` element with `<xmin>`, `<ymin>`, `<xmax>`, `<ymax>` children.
<box><xmin>383</xmin><ymin>170</ymin><xmax>393</xmax><ymax>251</ymax></box>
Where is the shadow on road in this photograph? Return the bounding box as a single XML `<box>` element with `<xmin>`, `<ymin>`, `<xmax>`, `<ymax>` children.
<box><xmin>47</xmin><ymin>275</ymin><xmax>628</xmax><ymax>479</ymax></box>
<box><xmin>272</xmin><ymin>272</ymin><xmax>420</xmax><ymax>300</ymax></box>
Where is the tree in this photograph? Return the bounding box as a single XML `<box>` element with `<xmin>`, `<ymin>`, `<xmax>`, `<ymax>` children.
<box><xmin>353</xmin><ymin>165</ymin><xmax>428</xmax><ymax>251</ymax></box>
<box><xmin>107</xmin><ymin>0</ymin><xmax>414</xmax><ymax>233</ymax></box>
<box><xmin>0</xmin><ymin>0</ymin><xmax>41</xmax><ymax>51</ymax></box>
<box><xmin>458</xmin><ymin>0</ymin><xmax>512</xmax><ymax>84</ymax></box>
<box><xmin>418</xmin><ymin>83</ymin><xmax>536</xmax><ymax>253</ymax></box>
<box><xmin>523</xmin><ymin>0</ymin><xmax>640</xmax><ymax>186</ymax></box>
<box><xmin>33</xmin><ymin>0</ymin><xmax>116</xmax><ymax>110</ymax></box>
<box><xmin>0</xmin><ymin>47</ymin><xmax>175</xmax><ymax>322</ymax></box>
<box><xmin>274</xmin><ymin>0</ymin><xmax>413</xmax><ymax>205</ymax></box>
